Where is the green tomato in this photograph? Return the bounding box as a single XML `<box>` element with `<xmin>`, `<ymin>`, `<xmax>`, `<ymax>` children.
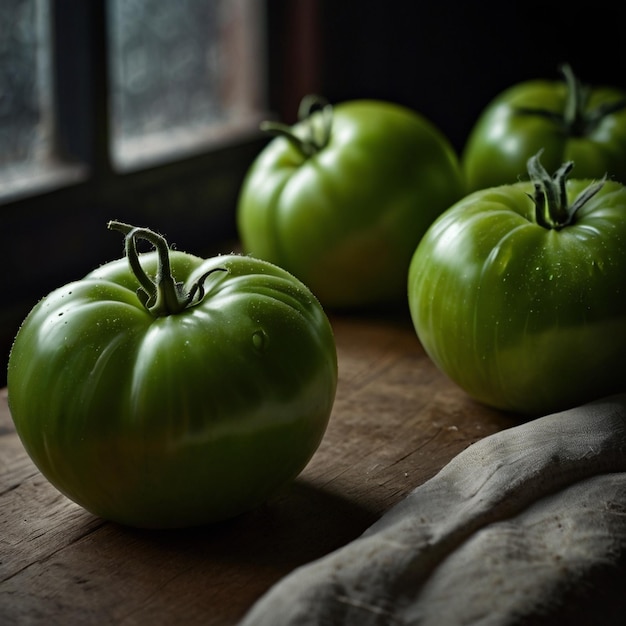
<box><xmin>462</xmin><ymin>64</ymin><xmax>626</xmax><ymax>192</ymax></box>
<box><xmin>408</xmin><ymin>154</ymin><xmax>626</xmax><ymax>416</ymax></box>
<box><xmin>237</xmin><ymin>95</ymin><xmax>464</xmax><ymax>309</ymax></box>
<box><xmin>7</xmin><ymin>222</ymin><xmax>338</xmax><ymax>528</ymax></box>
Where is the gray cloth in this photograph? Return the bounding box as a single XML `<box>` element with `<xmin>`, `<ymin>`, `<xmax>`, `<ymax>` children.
<box><xmin>240</xmin><ymin>394</ymin><xmax>626</xmax><ymax>625</ymax></box>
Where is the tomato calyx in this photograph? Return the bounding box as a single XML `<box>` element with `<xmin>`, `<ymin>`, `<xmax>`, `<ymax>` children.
<box><xmin>527</xmin><ymin>152</ymin><xmax>606</xmax><ymax>230</ymax></box>
<box><xmin>108</xmin><ymin>220</ymin><xmax>227</xmax><ymax>316</ymax></box>
<box><xmin>515</xmin><ymin>64</ymin><xmax>626</xmax><ymax>137</ymax></box>
<box><xmin>260</xmin><ymin>94</ymin><xmax>333</xmax><ymax>158</ymax></box>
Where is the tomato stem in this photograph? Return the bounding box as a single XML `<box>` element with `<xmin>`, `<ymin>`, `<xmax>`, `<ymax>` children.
<box><xmin>260</xmin><ymin>94</ymin><xmax>333</xmax><ymax>157</ymax></box>
<box><xmin>515</xmin><ymin>64</ymin><xmax>626</xmax><ymax>136</ymax></box>
<box><xmin>107</xmin><ymin>221</ymin><xmax>226</xmax><ymax>316</ymax></box>
<box><xmin>527</xmin><ymin>152</ymin><xmax>606</xmax><ymax>229</ymax></box>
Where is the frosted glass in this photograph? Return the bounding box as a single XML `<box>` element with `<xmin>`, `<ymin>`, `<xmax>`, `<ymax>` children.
<box><xmin>0</xmin><ymin>0</ymin><xmax>52</xmax><ymax>176</ymax></box>
<box><xmin>108</xmin><ymin>0</ymin><xmax>266</xmax><ymax>169</ymax></box>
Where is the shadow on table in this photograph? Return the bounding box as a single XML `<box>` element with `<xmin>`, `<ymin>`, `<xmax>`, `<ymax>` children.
<box><xmin>110</xmin><ymin>477</ymin><xmax>379</xmax><ymax>571</ymax></box>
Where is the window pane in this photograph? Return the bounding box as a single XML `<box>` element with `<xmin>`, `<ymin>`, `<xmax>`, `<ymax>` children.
<box><xmin>0</xmin><ymin>0</ymin><xmax>58</xmax><ymax>197</ymax></box>
<box><xmin>108</xmin><ymin>0</ymin><xmax>267</xmax><ymax>171</ymax></box>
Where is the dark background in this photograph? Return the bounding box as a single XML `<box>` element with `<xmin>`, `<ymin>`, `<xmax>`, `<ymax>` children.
<box><xmin>2</xmin><ymin>0</ymin><xmax>625</xmax><ymax>384</ymax></box>
<box><xmin>271</xmin><ymin>0</ymin><xmax>626</xmax><ymax>152</ymax></box>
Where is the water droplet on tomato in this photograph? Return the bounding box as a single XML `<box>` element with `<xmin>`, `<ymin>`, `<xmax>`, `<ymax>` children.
<box><xmin>252</xmin><ymin>329</ymin><xmax>269</xmax><ymax>353</ymax></box>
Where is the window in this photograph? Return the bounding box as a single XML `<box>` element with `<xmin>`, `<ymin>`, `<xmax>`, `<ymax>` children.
<box><xmin>0</xmin><ymin>0</ymin><xmax>267</xmax><ymax>201</ymax></box>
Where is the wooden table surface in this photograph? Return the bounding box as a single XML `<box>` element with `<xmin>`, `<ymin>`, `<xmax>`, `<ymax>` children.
<box><xmin>0</xmin><ymin>311</ymin><xmax>517</xmax><ymax>625</ymax></box>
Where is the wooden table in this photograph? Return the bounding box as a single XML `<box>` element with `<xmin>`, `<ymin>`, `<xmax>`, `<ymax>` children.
<box><xmin>0</xmin><ymin>312</ymin><xmax>516</xmax><ymax>625</ymax></box>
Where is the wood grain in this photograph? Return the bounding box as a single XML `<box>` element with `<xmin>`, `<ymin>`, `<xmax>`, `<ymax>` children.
<box><xmin>0</xmin><ymin>312</ymin><xmax>515</xmax><ymax>625</ymax></box>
